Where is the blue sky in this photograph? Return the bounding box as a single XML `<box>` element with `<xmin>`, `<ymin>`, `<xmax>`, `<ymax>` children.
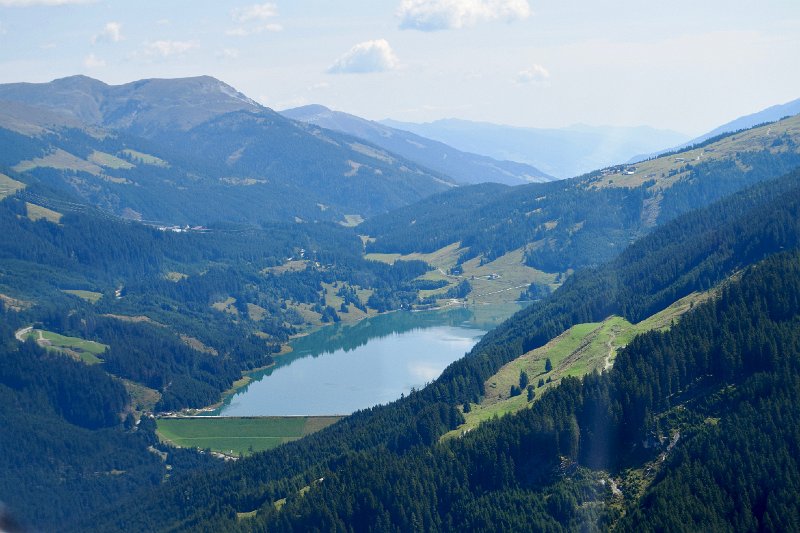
<box><xmin>0</xmin><ymin>0</ymin><xmax>798</xmax><ymax>135</ymax></box>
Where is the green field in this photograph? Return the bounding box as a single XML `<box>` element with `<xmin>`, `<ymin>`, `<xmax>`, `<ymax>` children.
<box><xmin>156</xmin><ymin>416</ymin><xmax>342</xmax><ymax>456</ymax></box>
<box><xmin>62</xmin><ymin>289</ymin><xmax>103</xmax><ymax>303</ymax></box>
<box><xmin>26</xmin><ymin>328</ymin><xmax>107</xmax><ymax>364</ymax></box>
<box><xmin>444</xmin><ymin>290</ymin><xmax>714</xmax><ymax>438</ymax></box>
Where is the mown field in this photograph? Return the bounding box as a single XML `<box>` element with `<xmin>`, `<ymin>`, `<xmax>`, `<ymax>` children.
<box><xmin>156</xmin><ymin>416</ymin><xmax>342</xmax><ymax>456</ymax></box>
<box><xmin>25</xmin><ymin>328</ymin><xmax>107</xmax><ymax>364</ymax></box>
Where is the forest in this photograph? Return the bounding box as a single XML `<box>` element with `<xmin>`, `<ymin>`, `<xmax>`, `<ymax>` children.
<box><xmin>71</xmin><ymin>168</ymin><xmax>800</xmax><ymax>532</ymax></box>
<box><xmin>1</xmin><ymin>112</ymin><xmax>799</xmax><ymax>531</ymax></box>
<box><xmin>361</xmin><ymin>120</ymin><xmax>800</xmax><ymax>273</ymax></box>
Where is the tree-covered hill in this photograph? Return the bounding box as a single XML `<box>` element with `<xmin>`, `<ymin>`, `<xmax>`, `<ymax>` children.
<box><xmin>362</xmin><ymin>114</ymin><xmax>800</xmax><ymax>273</ymax></box>
<box><xmin>81</xmin><ymin>168</ymin><xmax>800</xmax><ymax>532</ymax></box>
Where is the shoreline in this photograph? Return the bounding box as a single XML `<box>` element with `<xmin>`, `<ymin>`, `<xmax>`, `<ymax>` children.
<box><xmin>177</xmin><ymin>299</ymin><xmax>526</xmax><ymax>418</ymax></box>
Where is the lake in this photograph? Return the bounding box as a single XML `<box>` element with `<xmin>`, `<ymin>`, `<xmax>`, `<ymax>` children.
<box><xmin>211</xmin><ymin>303</ymin><xmax>524</xmax><ymax>416</ymax></box>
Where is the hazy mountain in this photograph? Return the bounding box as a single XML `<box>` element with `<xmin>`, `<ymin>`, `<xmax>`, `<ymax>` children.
<box><xmin>362</xmin><ymin>114</ymin><xmax>800</xmax><ymax>272</ymax></box>
<box><xmin>281</xmin><ymin>105</ymin><xmax>554</xmax><ymax>185</ymax></box>
<box><xmin>630</xmin><ymin>96</ymin><xmax>800</xmax><ymax>162</ymax></box>
<box><xmin>0</xmin><ymin>76</ymin><xmax>456</xmax><ymax>224</ymax></box>
<box><xmin>381</xmin><ymin>118</ymin><xmax>689</xmax><ymax>179</ymax></box>
<box><xmin>0</xmin><ymin>75</ymin><xmax>261</xmax><ymax>137</ymax></box>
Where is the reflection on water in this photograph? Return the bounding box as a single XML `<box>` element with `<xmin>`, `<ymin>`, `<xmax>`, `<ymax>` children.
<box><xmin>211</xmin><ymin>303</ymin><xmax>526</xmax><ymax>416</ymax></box>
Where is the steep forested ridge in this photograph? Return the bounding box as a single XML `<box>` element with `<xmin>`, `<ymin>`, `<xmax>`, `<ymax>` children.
<box><xmin>0</xmin><ymin>311</ymin><xmax>217</xmax><ymax>532</ymax></box>
<box><xmin>84</xmin><ymin>170</ymin><xmax>800</xmax><ymax>532</ymax></box>
<box><xmin>249</xmin><ymin>251</ymin><xmax>800</xmax><ymax>531</ymax></box>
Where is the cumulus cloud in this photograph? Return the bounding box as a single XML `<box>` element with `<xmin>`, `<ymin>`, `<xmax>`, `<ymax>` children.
<box><xmin>328</xmin><ymin>39</ymin><xmax>399</xmax><ymax>74</ymax></box>
<box><xmin>516</xmin><ymin>64</ymin><xmax>550</xmax><ymax>84</ymax></box>
<box><xmin>143</xmin><ymin>40</ymin><xmax>199</xmax><ymax>58</ymax></box>
<box><xmin>397</xmin><ymin>0</ymin><xmax>531</xmax><ymax>31</ymax></box>
<box><xmin>0</xmin><ymin>0</ymin><xmax>94</xmax><ymax>5</ymax></box>
<box><xmin>92</xmin><ymin>21</ymin><xmax>122</xmax><ymax>44</ymax></box>
<box><xmin>231</xmin><ymin>2</ymin><xmax>277</xmax><ymax>23</ymax></box>
<box><xmin>83</xmin><ymin>53</ymin><xmax>105</xmax><ymax>69</ymax></box>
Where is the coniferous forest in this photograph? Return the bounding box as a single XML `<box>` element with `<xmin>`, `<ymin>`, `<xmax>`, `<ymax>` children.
<box><xmin>63</xmin><ymin>168</ymin><xmax>800</xmax><ymax>533</ymax></box>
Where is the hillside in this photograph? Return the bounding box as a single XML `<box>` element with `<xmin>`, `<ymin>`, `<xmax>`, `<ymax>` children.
<box><xmin>0</xmin><ymin>76</ymin><xmax>455</xmax><ymax>224</ymax></box>
<box><xmin>630</xmin><ymin>96</ymin><xmax>800</xmax><ymax>161</ymax></box>
<box><xmin>82</xmin><ymin>166</ymin><xmax>800</xmax><ymax>532</ymax></box>
<box><xmin>362</xmin><ymin>114</ymin><xmax>800</xmax><ymax>278</ymax></box>
<box><xmin>282</xmin><ymin>105</ymin><xmax>554</xmax><ymax>186</ymax></box>
<box><xmin>382</xmin><ymin>117</ymin><xmax>689</xmax><ymax>179</ymax></box>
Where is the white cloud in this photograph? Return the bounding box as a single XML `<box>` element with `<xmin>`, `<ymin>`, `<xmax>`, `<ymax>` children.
<box><xmin>83</xmin><ymin>53</ymin><xmax>105</xmax><ymax>69</ymax></box>
<box><xmin>231</xmin><ymin>2</ymin><xmax>277</xmax><ymax>23</ymax></box>
<box><xmin>0</xmin><ymin>0</ymin><xmax>94</xmax><ymax>5</ymax></box>
<box><xmin>397</xmin><ymin>0</ymin><xmax>531</xmax><ymax>31</ymax></box>
<box><xmin>143</xmin><ymin>40</ymin><xmax>199</xmax><ymax>58</ymax></box>
<box><xmin>328</xmin><ymin>39</ymin><xmax>399</xmax><ymax>74</ymax></box>
<box><xmin>228</xmin><ymin>3</ymin><xmax>281</xmax><ymax>36</ymax></box>
<box><xmin>516</xmin><ymin>64</ymin><xmax>549</xmax><ymax>84</ymax></box>
<box><xmin>92</xmin><ymin>21</ymin><xmax>123</xmax><ymax>44</ymax></box>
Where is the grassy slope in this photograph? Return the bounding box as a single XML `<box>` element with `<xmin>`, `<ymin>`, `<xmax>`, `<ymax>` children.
<box><xmin>367</xmin><ymin>243</ymin><xmax>557</xmax><ymax>305</ymax></box>
<box><xmin>590</xmin><ymin>113</ymin><xmax>800</xmax><ymax>190</ymax></box>
<box><xmin>62</xmin><ymin>289</ymin><xmax>103</xmax><ymax>303</ymax></box>
<box><xmin>25</xmin><ymin>328</ymin><xmax>108</xmax><ymax>364</ymax></box>
<box><xmin>444</xmin><ymin>290</ymin><xmax>714</xmax><ymax>438</ymax></box>
<box><xmin>25</xmin><ymin>202</ymin><xmax>62</xmax><ymax>223</ymax></box>
<box><xmin>156</xmin><ymin>416</ymin><xmax>343</xmax><ymax>456</ymax></box>
<box><xmin>0</xmin><ymin>173</ymin><xmax>25</xmax><ymax>200</ymax></box>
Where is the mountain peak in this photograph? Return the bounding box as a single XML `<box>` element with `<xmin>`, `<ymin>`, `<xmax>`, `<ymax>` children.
<box><xmin>0</xmin><ymin>74</ymin><xmax>265</xmax><ymax>135</ymax></box>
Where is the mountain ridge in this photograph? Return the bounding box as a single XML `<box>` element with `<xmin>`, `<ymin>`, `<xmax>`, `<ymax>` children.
<box><xmin>629</xmin><ymin>96</ymin><xmax>800</xmax><ymax>162</ymax></box>
<box><xmin>281</xmin><ymin>104</ymin><xmax>554</xmax><ymax>186</ymax></box>
<box><xmin>0</xmin><ymin>75</ymin><xmax>457</xmax><ymax>224</ymax></box>
<box><xmin>380</xmin><ymin>117</ymin><xmax>689</xmax><ymax>179</ymax></box>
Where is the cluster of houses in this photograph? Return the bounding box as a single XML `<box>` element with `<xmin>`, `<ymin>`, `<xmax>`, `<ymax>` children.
<box><xmin>155</xmin><ymin>224</ymin><xmax>207</xmax><ymax>233</ymax></box>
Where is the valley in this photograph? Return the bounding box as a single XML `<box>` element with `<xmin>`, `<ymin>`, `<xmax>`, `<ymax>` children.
<box><xmin>0</xmin><ymin>69</ymin><xmax>798</xmax><ymax>533</ymax></box>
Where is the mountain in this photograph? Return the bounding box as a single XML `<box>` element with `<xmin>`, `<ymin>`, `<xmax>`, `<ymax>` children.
<box><xmin>630</xmin><ymin>96</ymin><xmax>800</xmax><ymax>162</ymax></box>
<box><xmin>381</xmin><ymin>117</ymin><xmax>689</xmax><ymax>179</ymax></box>
<box><xmin>0</xmin><ymin>76</ymin><xmax>456</xmax><ymax>224</ymax></box>
<box><xmin>281</xmin><ymin>104</ymin><xmax>554</xmax><ymax>186</ymax></box>
<box><xmin>362</xmin><ymin>114</ymin><xmax>800</xmax><ymax>273</ymax></box>
<box><xmin>86</xmin><ymin>167</ymin><xmax>800</xmax><ymax>532</ymax></box>
<box><xmin>0</xmin><ymin>74</ymin><xmax>261</xmax><ymax>136</ymax></box>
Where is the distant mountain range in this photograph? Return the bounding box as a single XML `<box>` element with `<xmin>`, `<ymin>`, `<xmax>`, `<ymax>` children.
<box><xmin>281</xmin><ymin>105</ymin><xmax>554</xmax><ymax>186</ymax></box>
<box><xmin>0</xmin><ymin>76</ymin><xmax>455</xmax><ymax>224</ymax></box>
<box><xmin>630</xmin><ymin>96</ymin><xmax>800</xmax><ymax>162</ymax></box>
<box><xmin>380</xmin><ymin>118</ymin><xmax>690</xmax><ymax>179</ymax></box>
